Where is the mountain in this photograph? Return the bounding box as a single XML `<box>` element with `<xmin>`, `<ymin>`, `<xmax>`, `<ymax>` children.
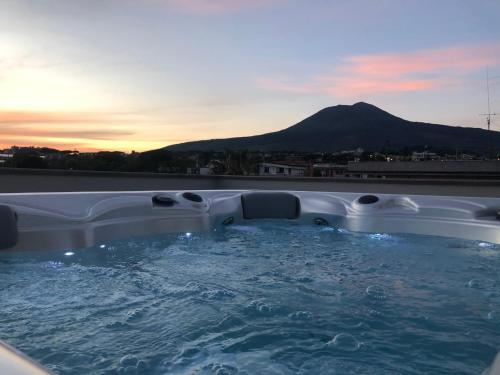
<box><xmin>165</xmin><ymin>102</ymin><xmax>500</xmax><ymax>152</ymax></box>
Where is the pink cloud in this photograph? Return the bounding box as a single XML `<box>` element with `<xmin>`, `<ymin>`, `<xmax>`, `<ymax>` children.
<box><xmin>162</xmin><ymin>0</ymin><xmax>282</xmax><ymax>14</ymax></box>
<box><xmin>343</xmin><ymin>45</ymin><xmax>498</xmax><ymax>77</ymax></box>
<box><xmin>258</xmin><ymin>44</ymin><xmax>500</xmax><ymax>97</ymax></box>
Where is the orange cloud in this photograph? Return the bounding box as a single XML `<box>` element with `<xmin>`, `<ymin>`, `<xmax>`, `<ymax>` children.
<box><xmin>0</xmin><ymin>126</ymin><xmax>134</xmax><ymax>140</ymax></box>
<box><xmin>162</xmin><ymin>0</ymin><xmax>282</xmax><ymax>14</ymax></box>
<box><xmin>258</xmin><ymin>43</ymin><xmax>500</xmax><ymax>97</ymax></box>
<box><xmin>0</xmin><ymin>138</ymin><xmax>98</xmax><ymax>152</ymax></box>
<box><xmin>0</xmin><ymin>111</ymin><xmax>102</xmax><ymax>124</ymax></box>
<box><xmin>0</xmin><ymin>109</ymin><xmax>244</xmax><ymax>152</ymax></box>
<box><xmin>0</xmin><ymin>110</ymin><xmax>138</xmax><ymax>151</ymax></box>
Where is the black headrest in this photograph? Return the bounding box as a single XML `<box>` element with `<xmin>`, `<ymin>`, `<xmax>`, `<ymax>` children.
<box><xmin>0</xmin><ymin>205</ymin><xmax>18</xmax><ymax>250</ymax></box>
<box><xmin>241</xmin><ymin>192</ymin><xmax>300</xmax><ymax>220</ymax></box>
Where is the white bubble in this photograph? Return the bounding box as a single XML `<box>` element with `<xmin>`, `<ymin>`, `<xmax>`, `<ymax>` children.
<box><xmin>478</xmin><ymin>242</ymin><xmax>493</xmax><ymax>248</ymax></box>
<box><xmin>119</xmin><ymin>354</ymin><xmax>138</xmax><ymax>367</ymax></box>
<box><xmin>320</xmin><ymin>227</ymin><xmax>335</xmax><ymax>232</ymax></box>
<box><xmin>64</xmin><ymin>252</ymin><xmax>74</xmax><ymax>256</ymax></box>
<box><xmin>327</xmin><ymin>333</ymin><xmax>360</xmax><ymax>351</ymax></box>
<box><xmin>487</xmin><ymin>311</ymin><xmax>499</xmax><ymax>321</ymax></box>
<box><xmin>366</xmin><ymin>285</ymin><xmax>386</xmax><ymax>300</ymax></box>
<box><xmin>247</xmin><ymin>300</ymin><xmax>274</xmax><ymax>314</ymax></box>
<box><xmin>467</xmin><ymin>279</ymin><xmax>480</xmax><ymax>289</ymax></box>
<box><xmin>369</xmin><ymin>233</ymin><xmax>391</xmax><ymax>240</ymax></box>
<box><xmin>136</xmin><ymin>360</ymin><xmax>148</xmax><ymax>371</ymax></box>
<box><xmin>289</xmin><ymin>311</ymin><xmax>313</xmax><ymax>321</ymax></box>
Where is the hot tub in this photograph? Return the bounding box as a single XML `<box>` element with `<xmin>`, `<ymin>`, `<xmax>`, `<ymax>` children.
<box><xmin>1</xmin><ymin>190</ymin><xmax>500</xmax><ymax>374</ymax></box>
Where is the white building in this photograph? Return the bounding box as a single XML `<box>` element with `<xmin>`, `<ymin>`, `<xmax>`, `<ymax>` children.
<box><xmin>313</xmin><ymin>163</ymin><xmax>348</xmax><ymax>177</ymax></box>
<box><xmin>199</xmin><ymin>167</ymin><xmax>210</xmax><ymax>175</ymax></box>
<box><xmin>411</xmin><ymin>151</ymin><xmax>438</xmax><ymax>161</ymax></box>
<box><xmin>258</xmin><ymin>162</ymin><xmax>308</xmax><ymax>177</ymax></box>
<box><xmin>0</xmin><ymin>153</ymin><xmax>13</xmax><ymax>165</ymax></box>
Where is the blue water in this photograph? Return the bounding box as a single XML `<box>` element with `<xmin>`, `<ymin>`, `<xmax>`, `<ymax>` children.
<box><xmin>0</xmin><ymin>223</ymin><xmax>499</xmax><ymax>374</ymax></box>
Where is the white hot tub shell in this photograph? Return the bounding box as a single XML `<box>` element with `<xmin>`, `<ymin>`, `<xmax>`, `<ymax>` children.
<box><xmin>1</xmin><ymin>190</ymin><xmax>500</xmax><ymax>375</ymax></box>
<box><xmin>0</xmin><ymin>190</ymin><xmax>499</xmax><ymax>253</ymax></box>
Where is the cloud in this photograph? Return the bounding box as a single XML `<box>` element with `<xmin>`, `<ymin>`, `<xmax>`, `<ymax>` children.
<box><xmin>0</xmin><ymin>109</ymin><xmax>237</xmax><ymax>152</ymax></box>
<box><xmin>160</xmin><ymin>0</ymin><xmax>282</xmax><ymax>14</ymax></box>
<box><xmin>0</xmin><ymin>126</ymin><xmax>134</xmax><ymax>140</ymax></box>
<box><xmin>0</xmin><ymin>109</ymin><xmax>149</xmax><ymax>125</ymax></box>
<box><xmin>0</xmin><ymin>110</ymin><xmax>137</xmax><ymax>154</ymax></box>
<box><xmin>258</xmin><ymin>43</ymin><xmax>500</xmax><ymax>97</ymax></box>
<box><xmin>0</xmin><ymin>111</ymin><xmax>102</xmax><ymax>124</ymax></box>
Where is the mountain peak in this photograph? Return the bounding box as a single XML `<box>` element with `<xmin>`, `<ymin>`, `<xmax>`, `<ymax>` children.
<box><xmin>353</xmin><ymin>101</ymin><xmax>371</xmax><ymax>106</ymax></box>
<box><xmin>164</xmin><ymin>103</ymin><xmax>500</xmax><ymax>152</ymax></box>
<box><xmin>352</xmin><ymin>101</ymin><xmax>380</xmax><ymax>110</ymax></box>
<box><xmin>320</xmin><ymin>102</ymin><xmax>381</xmax><ymax>114</ymax></box>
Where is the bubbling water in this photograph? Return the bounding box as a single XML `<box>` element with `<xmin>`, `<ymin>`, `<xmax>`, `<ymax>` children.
<box><xmin>0</xmin><ymin>223</ymin><xmax>499</xmax><ymax>374</ymax></box>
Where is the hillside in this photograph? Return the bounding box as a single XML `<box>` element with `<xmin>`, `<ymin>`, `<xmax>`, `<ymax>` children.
<box><xmin>165</xmin><ymin>102</ymin><xmax>500</xmax><ymax>152</ymax></box>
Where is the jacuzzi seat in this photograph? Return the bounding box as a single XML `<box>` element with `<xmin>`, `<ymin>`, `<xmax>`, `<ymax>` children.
<box><xmin>241</xmin><ymin>192</ymin><xmax>300</xmax><ymax>220</ymax></box>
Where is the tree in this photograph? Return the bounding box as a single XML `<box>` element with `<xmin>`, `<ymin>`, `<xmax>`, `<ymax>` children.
<box><xmin>12</xmin><ymin>153</ymin><xmax>47</xmax><ymax>169</ymax></box>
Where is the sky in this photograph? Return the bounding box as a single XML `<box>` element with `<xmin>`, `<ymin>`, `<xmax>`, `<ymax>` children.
<box><xmin>1</xmin><ymin>0</ymin><xmax>500</xmax><ymax>152</ymax></box>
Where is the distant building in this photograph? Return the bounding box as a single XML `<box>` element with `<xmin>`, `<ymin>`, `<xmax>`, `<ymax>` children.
<box><xmin>188</xmin><ymin>160</ymin><xmax>225</xmax><ymax>175</ymax></box>
<box><xmin>459</xmin><ymin>153</ymin><xmax>476</xmax><ymax>161</ymax></box>
<box><xmin>411</xmin><ymin>151</ymin><xmax>438</xmax><ymax>161</ymax></box>
<box><xmin>186</xmin><ymin>167</ymin><xmax>200</xmax><ymax>175</ymax></box>
<box><xmin>0</xmin><ymin>153</ymin><xmax>13</xmax><ymax>165</ymax></box>
<box><xmin>346</xmin><ymin>160</ymin><xmax>500</xmax><ymax>179</ymax></box>
<box><xmin>340</xmin><ymin>147</ymin><xmax>364</xmax><ymax>156</ymax></box>
<box><xmin>313</xmin><ymin>163</ymin><xmax>348</xmax><ymax>177</ymax></box>
<box><xmin>259</xmin><ymin>162</ymin><xmax>308</xmax><ymax>177</ymax></box>
<box><xmin>199</xmin><ymin>167</ymin><xmax>210</xmax><ymax>175</ymax></box>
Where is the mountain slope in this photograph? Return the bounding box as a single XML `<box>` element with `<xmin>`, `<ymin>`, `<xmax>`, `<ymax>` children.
<box><xmin>165</xmin><ymin>102</ymin><xmax>500</xmax><ymax>152</ymax></box>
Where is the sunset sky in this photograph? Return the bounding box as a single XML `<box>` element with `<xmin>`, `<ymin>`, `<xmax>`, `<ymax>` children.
<box><xmin>1</xmin><ymin>0</ymin><xmax>499</xmax><ymax>152</ymax></box>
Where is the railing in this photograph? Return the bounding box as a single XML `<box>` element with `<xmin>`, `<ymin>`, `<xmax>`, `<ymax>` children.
<box><xmin>1</xmin><ymin>167</ymin><xmax>500</xmax><ymax>197</ymax></box>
